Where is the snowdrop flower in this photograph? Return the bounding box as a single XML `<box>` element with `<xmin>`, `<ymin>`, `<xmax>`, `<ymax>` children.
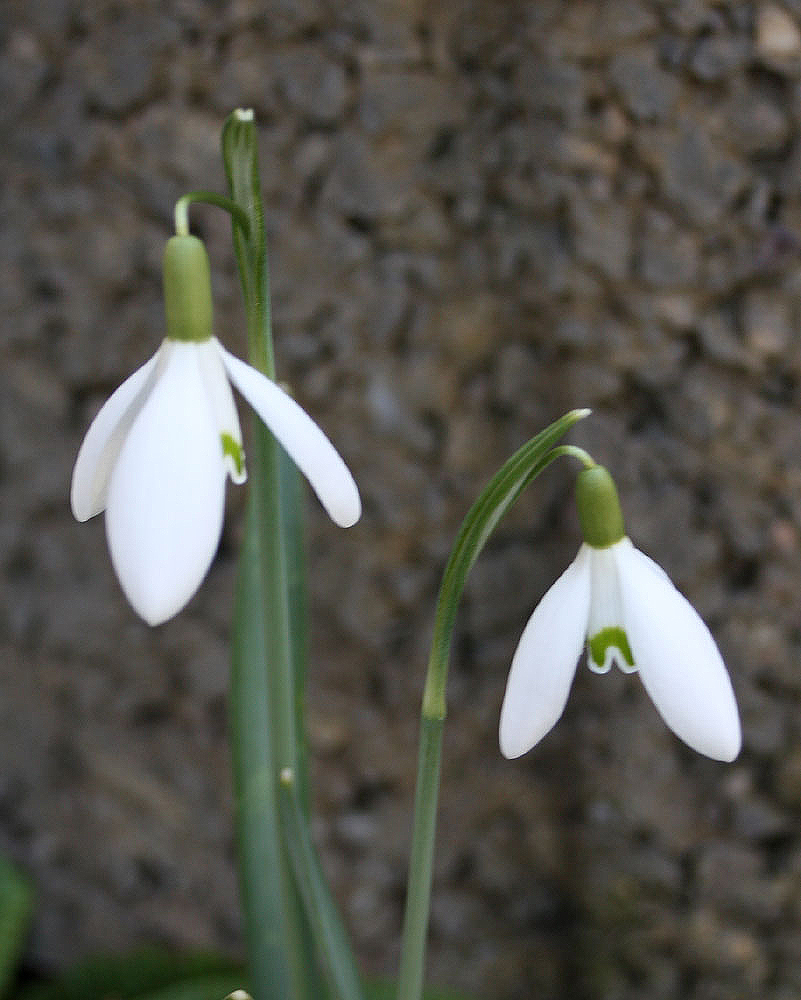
<box><xmin>71</xmin><ymin>234</ymin><xmax>360</xmax><ymax>625</ymax></box>
<box><xmin>499</xmin><ymin>464</ymin><xmax>741</xmax><ymax>762</ymax></box>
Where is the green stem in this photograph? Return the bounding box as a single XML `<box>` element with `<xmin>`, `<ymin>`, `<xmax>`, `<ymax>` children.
<box><xmin>278</xmin><ymin>772</ymin><xmax>366</xmax><ymax>1000</ymax></box>
<box><xmin>395</xmin><ymin>716</ymin><xmax>443</xmax><ymax>1000</ymax></box>
<box><xmin>223</xmin><ymin>108</ymin><xmax>367</xmax><ymax>1000</ymax></box>
<box><xmin>224</xmin><ymin>110</ymin><xmax>320</xmax><ymax>1000</ymax></box>
<box><xmin>256</xmin><ymin>428</ymin><xmax>321</xmax><ymax>1000</ymax></box>
<box><xmin>174</xmin><ymin>190</ymin><xmax>251</xmax><ymax>240</ymax></box>
<box><xmin>230</xmin><ymin>488</ymin><xmax>294</xmax><ymax>1000</ymax></box>
<box><xmin>545</xmin><ymin>444</ymin><xmax>596</xmax><ymax>470</ymax></box>
<box><xmin>397</xmin><ymin>409</ymin><xmax>591</xmax><ymax>1000</ymax></box>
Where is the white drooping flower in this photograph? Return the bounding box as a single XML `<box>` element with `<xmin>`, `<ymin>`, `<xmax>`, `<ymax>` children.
<box><xmin>71</xmin><ymin>235</ymin><xmax>360</xmax><ymax>625</ymax></box>
<box><xmin>499</xmin><ymin>465</ymin><xmax>741</xmax><ymax>762</ymax></box>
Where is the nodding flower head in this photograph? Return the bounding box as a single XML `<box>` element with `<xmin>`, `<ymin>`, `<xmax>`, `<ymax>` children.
<box><xmin>71</xmin><ymin>235</ymin><xmax>360</xmax><ymax>625</ymax></box>
<box><xmin>499</xmin><ymin>465</ymin><xmax>741</xmax><ymax>763</ymax></box>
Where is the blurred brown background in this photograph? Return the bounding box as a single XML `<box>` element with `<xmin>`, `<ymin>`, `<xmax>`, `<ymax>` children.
<box><xmin>3</xmin><ymin>0</ymin><xmax>801</xmax><ymax>997</ymax></box>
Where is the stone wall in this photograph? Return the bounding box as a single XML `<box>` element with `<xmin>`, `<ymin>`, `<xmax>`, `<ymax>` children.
<box><xmin>3</xmin><ymin>1</ymin><xmax>801</xmax><ymax>997</ymax></box>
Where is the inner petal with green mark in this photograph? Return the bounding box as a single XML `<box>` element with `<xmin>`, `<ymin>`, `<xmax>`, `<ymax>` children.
<box><xmin>587</xmin><ymin>625</ymin><xmax>636</xmax><ymax>675</ymax></box>
<box><xmin>221</xmin><ymin>432</ymin><xmax>246</xmax><ymax>484</ymax></box>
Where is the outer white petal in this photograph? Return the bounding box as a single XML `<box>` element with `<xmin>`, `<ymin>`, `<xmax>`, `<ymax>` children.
<box><xmin>499</xmin><ymin>545</ymin><xmax>592</xmax><ymax>759</ymax></box>
<box><xmin>105</xmin><ymin>341</ymin><xmax>226</xmax><ymax>625</ymax></box>
<box><xmin>617</xmin><ymin>541</ymin><xmax>741</xmax><ymax>762</ymax></box>
<box><xmin>195</xmin><ymin>339</ymin><xmax>247</xmax><ymax>484</ymax></box>
<box><xmin>70</xmin><ymin>346</ymin><xmax>164</xmax><ymax>521</ymax></box>
<box><xmin>215</xmin><ymin>339</ymin><xmax>361</xmax><ymax>527</ymax></box>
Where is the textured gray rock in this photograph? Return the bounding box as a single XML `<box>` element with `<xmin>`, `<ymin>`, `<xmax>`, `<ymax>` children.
<box><xmin>689</xmin><ymin>32</ymin><xmax>752</xmax><ymax>82</ymax></box>
<box><xmin>610</xmin><ymin>47</ymin><xmax>681</xmax><ymax>120</ymax></box>
<box><xmin>636</xmin><ymin>208</ymin><xmax>699</xmax><ymax>288</ymax></box>
<box><xmin>638</xmin><ymin>115</ymin><xmax>751</xmax><ymax>224</ymax></box>
<box><xmin>757</xmin><ymin>3</ymin><xmax>801</xmax><ymax>67</ymax></box>
<box><xmin>274</xmin><ymin>46</ymin><xmax>348</xmax><ymax>124</ymax></box>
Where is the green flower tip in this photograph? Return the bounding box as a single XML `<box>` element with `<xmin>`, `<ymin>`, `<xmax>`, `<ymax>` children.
<box><xmin>576</xmin><ymin>464</ymin><xmax>625</xmax><ymax>548</ymax></box>
<box><xmin>234</xmin><ymin>107</ymin><xmax>254</xmax><ymax>121</ymax></box>
<box><xmin>221</xmin><ymin>432</ymin><xmax>245</xmax><ymax>478</ymax></box>
<box><xmin>163</xmin><ymin>234</ymin><xmax>213</xmax><ymax>343</ymax></box>
<box><xmin>588</xmin><ymin>625</ymin><xmax>635</xmax><ymax>673</ymax></box>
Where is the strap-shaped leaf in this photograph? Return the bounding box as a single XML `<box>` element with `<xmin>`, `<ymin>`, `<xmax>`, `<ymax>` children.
<box><xmin>0</xmin><ymin>854</ymin><xmax>32</xmax><ymax>999</ymax></box>
<box><xmin>223</xmin><ymin>109</ymin><xmax>355</xmax><ymax>1000</ymax></box>
<box><xmin>279</xmin><ymin>780</ymin><xmax>365</xmax><ymax>1000</ymax></box>
<box><xmin>134</xmin><ymin>974</ymin><xmax>250</xmax><ymax>1000</ymax></box>
<box><xmin>221</xmin><ymin>111</ymin><xmax>271</xmax><ymax>375</ymax></box>
<box><xmin>15</xmin><ymin>950</ymin><xmax>242</xmax><ymax>1000</ymax></box>
<box><xmin>224</xmin><ymin>107</ymin><xmax>320</xmax><ymax>1000</ymax></box>
<box><xmin>367</xmin><ymin>983</ymin><xmax>476</xmax><ymax>1000</ymax></box>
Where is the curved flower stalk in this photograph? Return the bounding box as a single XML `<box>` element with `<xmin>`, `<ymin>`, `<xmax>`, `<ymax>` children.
<box><xmin>71</xmin><ymin>235</ymin><xmax>360</xmax><ymax>625</ymax></box>
<box><xmin>499</xmin><ymin>464</ymin><xmax>741</xmax><ymax>762</ymax></box>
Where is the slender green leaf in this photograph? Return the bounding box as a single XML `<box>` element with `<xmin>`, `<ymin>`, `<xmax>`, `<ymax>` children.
<box><xmin>15</xmin><ymin>950</ymin><xmax>242</xmax><ymax>1000</ymax></box>
<box><xmin>0</xmin><ymin>855</ymin><xmax>31</xmax><ymax>999</ymax></box>
<box><xmin>223</xmin><ymin>108</ymin><xmax>335</xmax><ymax>1000</ymax></box>
<box><xmin>230</xmin><ymin>478</ymin><xmax>297</xmax><ymax>1000</ymax></box>
<box><xmin>221</xmin><ymin>111</ymin><xmax>271</xmax><ymax>376</ymax></box>
<box><xmin>368</xmin><ymin>985</ymin><xmax>476</xmax><ymax>1000</ymax></box>
<box><xmin>134</xmin><ymin>973</ymin><xmax>249</xmax><ymax>1000</ymax></box>
<box><xmin>224</xmin><ymin>107</ymin><xmax>319</xmax><ymax>1000</ymax></box>
<box><xmin>278</xmin><ymin>780</ymin><xmax>365</xmax><ymax>1000</ymax></box>
<box><xmin>277</xmin><ymin>447</ymin><xmax>311</xmax><ymax>814</ymax></box>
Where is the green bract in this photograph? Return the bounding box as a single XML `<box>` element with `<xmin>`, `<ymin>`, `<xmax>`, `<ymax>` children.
<box><xmin>576</xmin><ymin>464</ymin><xmax>625</xmax><ymax>548</ymax></box>
<box><xmin>163</xmin><ymin>234</ymin><xmax>214</xmax><ymax>343</ymax></box>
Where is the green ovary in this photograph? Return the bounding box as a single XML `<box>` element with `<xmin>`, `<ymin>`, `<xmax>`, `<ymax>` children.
<box><xmin>221</xmin><ymin>432</ymin><xmax>245</xmax><ymax>478</ymax></box>
<box><xmin>588</xmin><ymin>626</ymin><xmax>635</xmax><ymax>672</ymax></box>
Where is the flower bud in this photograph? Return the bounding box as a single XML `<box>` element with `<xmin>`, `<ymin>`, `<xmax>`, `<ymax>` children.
<box><xmin>163</xmin><ymin>234</ymin><xmax>213</xmax><ymax>342</ymax></box>
<box><xmin>576</xmin><ymin>465</ymin><xmax>625</xmax><ymax>548</ymax></box>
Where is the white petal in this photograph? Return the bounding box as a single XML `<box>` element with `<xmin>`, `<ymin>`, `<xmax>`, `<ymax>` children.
<box><xmin>70</xmin><ymin>346</ymin><xmax>164</xmax><ymax>521</ymax></box>
<box><xmin>215</xmin><ymin>340</ymin><xmax>361</xmax><ymax>527</ymax></box>
<box><xmin>106</xmin><ymin>341</ymin><xmax>226</xmax><ymax>625</ymax></box>
<box><xmin>499</xmin><ymin>545</ymin><xmax>592</xmax><ymax>759</ymax></box>
<box><xmin>617</xmin><ymin>542</ymin><xmax>741</xmax><ymax>762</ymax></box>
<box><xmin>586</xmin><ymin>545</ymin><xmax>631</xmax><ymax>674</ymax></box>
<box><xmin>195</xmin><ymin>339</ymin><xmax>247</xmax><ymax>484</ymax></box>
